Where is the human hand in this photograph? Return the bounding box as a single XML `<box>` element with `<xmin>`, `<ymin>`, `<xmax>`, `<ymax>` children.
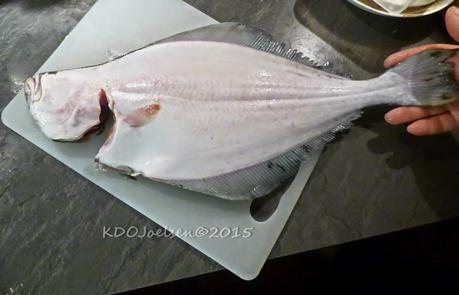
<box><xmin>384</xmin><ymin>6</ymin><xmax>459</xmax><ymax>136</ymax></box>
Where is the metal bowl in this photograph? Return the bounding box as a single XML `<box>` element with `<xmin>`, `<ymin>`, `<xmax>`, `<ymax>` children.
<box><xmin>347</xmin><ymin>0</ymin><xmax>455</xmax><ymax>18</ymax></box>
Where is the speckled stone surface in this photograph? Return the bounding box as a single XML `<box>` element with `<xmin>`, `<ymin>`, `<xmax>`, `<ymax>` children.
<box><xmin>1</xmin><ymin>0</ymin><xmax>459</xmax><ymax>294</ymax></box>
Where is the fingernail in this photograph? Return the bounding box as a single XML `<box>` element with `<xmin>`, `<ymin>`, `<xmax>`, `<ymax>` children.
<box><xmin>407</xmin><ymin>124</ymin><xmax>422</xmax><ymax>135</ymax></box>
<box><xmin>447</xmin><ymin>100</ymin><xmax>459</xmax><ymax>111</ymax></box>
<box><xmin>406</xmin><ymin>125</ymin><xmax>416</xmax><ymax>134</ymax></box>
<box><xmin>449</xmin><ymin>6</ymin><xmax>459</xmax><ymax>16</ymax></box>
<box><xmin>384</xmin><ymin>109</ymin><xmax>399</xmax><ymax>124</ymax></box>
<box><xmin>385</xmin><ymin>113</ymin><xmax>394</xmax><ymax>123</ymax></box>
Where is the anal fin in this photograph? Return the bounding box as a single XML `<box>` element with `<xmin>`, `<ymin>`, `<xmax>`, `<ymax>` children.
<box><xmin>168</xmin><ymin>110</ymin><xmax>362</xmax><ymax>201</ymax></box>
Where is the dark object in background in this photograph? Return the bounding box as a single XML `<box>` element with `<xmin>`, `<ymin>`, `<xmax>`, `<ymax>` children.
<box><xmin>125</xmin><ymin>217</ymin><xmax>459</xmax><ymax>294</ymax></box>
<box><xmin>294</xmin><ymin>0</ymin><xmax>450</xmax><ymax>73</ymax></box>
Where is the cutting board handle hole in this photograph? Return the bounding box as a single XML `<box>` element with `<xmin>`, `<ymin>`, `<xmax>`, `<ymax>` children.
<box><xmin>250</xmin><ymin>179</ymin><xmax>293</xmax><ymax>222</ymax></box>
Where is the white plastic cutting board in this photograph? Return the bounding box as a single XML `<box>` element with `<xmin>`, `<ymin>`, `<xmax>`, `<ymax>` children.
<box><xmin>1</xmin><ymin>0</ymin><xmax>321</xmax><ymax>280</ymax></box>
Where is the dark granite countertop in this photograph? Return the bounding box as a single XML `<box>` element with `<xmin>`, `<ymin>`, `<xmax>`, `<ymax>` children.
<box><xmin>1</xmin><ymin>0</ymin><xmax>459</xmax><ymax>294</ymax></box>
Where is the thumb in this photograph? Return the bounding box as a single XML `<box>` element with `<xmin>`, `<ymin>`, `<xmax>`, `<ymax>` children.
<box><xmin>446</xmin><ymin>6</ymin><xmax>459</xmax><ymax>42</ymax></box>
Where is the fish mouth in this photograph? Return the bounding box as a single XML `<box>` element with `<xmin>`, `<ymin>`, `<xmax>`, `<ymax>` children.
<box><xmin>24</xmin><ymin>75</ymin><xmax>42</xmax><ymax>105</ymax></box>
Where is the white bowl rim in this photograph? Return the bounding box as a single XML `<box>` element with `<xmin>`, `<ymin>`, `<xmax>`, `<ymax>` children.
<box><xmin>347</xmin><ymin>0</ymin><xmax>455</xmax><ymax>18</ymax></box>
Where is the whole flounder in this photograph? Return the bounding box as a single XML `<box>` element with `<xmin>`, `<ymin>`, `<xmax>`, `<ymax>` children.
<box><xmin>25</xmin><ymin>23</ymin><xmax>459</xmax><ymax>200</ymax></box>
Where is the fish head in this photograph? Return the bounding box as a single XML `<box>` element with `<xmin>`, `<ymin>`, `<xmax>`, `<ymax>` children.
<box><xmin>25</xmin><ymin>70</ymin><xmax>109</xmax><ymax>141</ymax></box>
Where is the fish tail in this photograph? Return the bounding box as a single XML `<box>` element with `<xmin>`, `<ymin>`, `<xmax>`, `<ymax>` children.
<box><xmin>386</xmin><ymin>48</ymin><xmax>459</xmax><ymax>106</ymax></box>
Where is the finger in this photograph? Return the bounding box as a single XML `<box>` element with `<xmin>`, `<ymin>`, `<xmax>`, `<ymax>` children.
<box><xmin>445</xmin><ymin>6</ymin><xmax>459</xmax><ymax>42</ymax></box>
<box><xmin>384</xmin><ymin>106</ymin><xmax>448</xmax><ymax>125</ymax></box>
<box><xmin>446</xmin><ymin>99</ymin><xmax>459</xmax><ymax>123</ymax></box>
<box><xmin>383</xmin><ymin>44</ymin><xmax>459</xmax><ymax>68</ymax></box>
<box><xmin>407</xmin><ymin>113</ymin><xmax>459</xmax><ymax>136</ymax></box>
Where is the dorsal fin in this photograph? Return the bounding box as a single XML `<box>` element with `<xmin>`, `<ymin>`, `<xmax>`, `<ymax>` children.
<box><xmin>155</xmin><ymin>22</ymin><xmax>320</xmax><ymax>68</ymax></box>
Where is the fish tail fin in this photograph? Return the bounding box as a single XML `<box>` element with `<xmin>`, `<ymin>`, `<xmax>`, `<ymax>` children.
<box><xmin>386</xmin><ymin>48</ymin><xmax>459</xmax><ymax>106</ymax></box>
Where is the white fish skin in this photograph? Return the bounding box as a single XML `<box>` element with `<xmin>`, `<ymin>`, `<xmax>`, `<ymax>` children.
<box><xmin>96</xmin><ymin>41</ymin><xmax>407</xmax><ymax>179</ymax></box>
<box><xmin>25</xmin><ymin>24</ymin><xmax>459</xmax><ymax>200</ymax></box>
